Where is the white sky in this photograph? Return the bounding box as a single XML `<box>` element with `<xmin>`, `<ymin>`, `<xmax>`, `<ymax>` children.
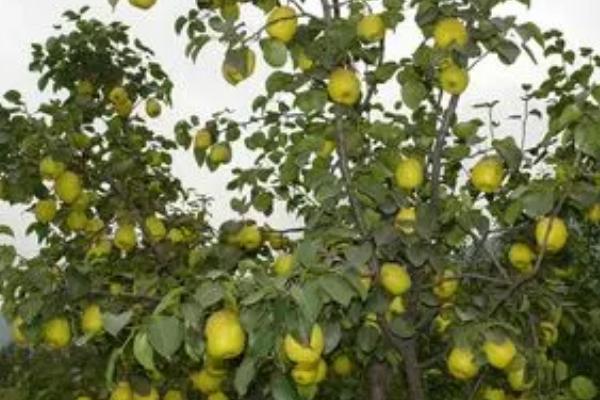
<box><xmin>1</xmin><ymin>0</ymin><xmax>600</xmax><ymax>256</ymax></box>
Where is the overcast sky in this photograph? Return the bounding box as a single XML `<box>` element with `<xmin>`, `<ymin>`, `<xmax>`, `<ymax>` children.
<box><xmin>1</xmin><ymin>0</ymin><xmax>600</xmax><ymax>257</ymax></box>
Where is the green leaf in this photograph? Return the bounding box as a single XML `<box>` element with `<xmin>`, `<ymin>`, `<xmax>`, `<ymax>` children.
<box><xmin>133</xmin><ymin>332</ymin><xmax>157</xmax><ymax>372</ymax></box>
<box><xmin>234</xmin><ymin>357</ymin><xmax>256</xmax><ymax>396</ymax></box>
<box><xmin>318</xmin><ymin>274</ymin><xmax>356</xmax><ymax>307</ymax></box>
<box><xmin>194</xmin><ymin>281</ymin><xmax>224</xmax><ymax>309</ymax></box>
<box><xmin>148</xmin><ymin>315</ymin><xmax>184</xmax><ymax>359</ymax></box>
<box><xmin>356</xmin><ymin>325</ymin><xmax>379</xmax><ymax>352</ymax></box>
<box><xmin>153</xmin><ymin>287</ymin><xmax>184</xmax><ymax>315</ymax></box>
<box><xmin>344</xmin><ymin>243</ymin><xmax>372</xmax><ymax>268</ymax></box>
<box><xmin>495</xmin><ymin>40</ymin><xmax>521</xmax><ymax>65</ymax></box>
<box><xmin>574</xmin><ymin>120</ymin><xmax>600</xmax><ymax>159</ymax></box>
<box><xmin>295</xmin><ymin>240</ymin><xmax>319</xmax><ymax>268</ymax></box>
<box><xmin>295</xmin><ymin>90</ymin><xmax>327</xmax><ymax>114</ymax></box>
<box><xmin>103</xmin><ymin>310</ymin><xmax>133</xmax><ymax>337</ymax></box>
<box><xmin>401</xmin><ymin>80</ymin><xmax>427</xmax><ymax>110</ymax></box>
<box><xmin>271</xmin><ymin>374</ymin><xmax>300</xmax><ymax>400</ymax></box>
<box><xmin>389</xmin><ymin>317</ymin><xmax>415</xmax><ymax>338</ymax></box>
<box><xmin>521</xmin><ymin>186</ymin><xmax>556</xmax><ymax>218</ymax></box>
<box><xmin>260</xmin><ymin>39</ymin><xmax>288</xmax><ymax>68</ymax></box>
<box><xmin>555</xmin><ymin>360</ymin><xmax>569</xmax><ymax>383</ymax></box>
<box><xmin>291</xmin><ymin>282</ymin><xmax>323</xmax><ymax>324</ymax></box>
<box><xmin>0</xmin><ymin>245</ymin><xmax>16</xmax><ymax>271</ymax></box>
<box><xmin>493</xmin><ymin>137</ymin><xmax>522</xmax><ymax>171</ymax></box>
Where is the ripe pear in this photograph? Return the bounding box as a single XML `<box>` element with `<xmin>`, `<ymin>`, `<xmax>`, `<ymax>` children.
<box><xmin>394</xmin><ymin>207</ymin><xmax>416</xmax><ymax>234</ymax></box>
<box><xmin>34</xmin><ymin>199</ymin><xmax>57</xmax><ymax>223</ymax></box>
<box><xmin>81</xmin><ymin>304</ymin><xmax>103</xmax><ymax>335</ymax></box>
<box><xmin>221</xmin><ymin>48</ymin><xmax>256</xmax><ymax>86</ymax></box>
<box><xmin>194</xmin><ymin>129</ymin><xmax>213</xmax><ymax>150</ymax></box>
<box><xmin>273</xmin><ymin>253</ymin><xmax>294</xmax><ymax>276</ymax></box>
<box><xmin>129</xmin><ymin>0</ymin><xmax>157</xmax><ymax>10</ymax></box>
<box><xmin>482</xmin><ymin>336</ymin><xmax>517</xmax><ymax>369</ymax></box>
<box><xmin>327</xmin><ymin>68</ymin><xmax>361</xmax><ymax>106</ymax></box>
<box><xmin>332</xmin><ymin>354</ymin><xmax>354</xmax><ymax>376</ymax></box>
<box><xmin>357</xmin><ymin>14</ymin><xmax>385</xmax><ymax>42</ymax></box>
<box><xmin>108</xmin><ymin>86</ymin><xmax>129</xmax><ymax>105</ymax></box>
<box><xmin>380</xmin><ymin>262</ymin><xmax>411</xmax><ymax>295</ymax></box>
<box><xmin>433</xmin><ymin>18</ymin><xmax>468</xmax><ymax>49</ymax></box>
<box><xmin>207</xmin><ymin>392</ymin><xmax>229</xmax><ymax>400</ymax></box>
<box><xmin>266</xmin><ymin>6</ymin><xmax>298</xmax><ymax>43</ymax></box>
<box><xmin>204</xmin><ymin>309</ymin><xmax>246</xmax><ymax>359</ymax></box>
<box><xmin>43</xmin><ymin>317</ymin><xmax>71</xmax><ymax>349</ymax></box>
<box><xmin>163</xmin><ymin>390</ymin><xmax>184</xmax><ymax>400</ymax></box>
<box><xmin>39</xmin><ymin>156</ymin><xmax>66</xmax><ymax>180</ymax></box>
<box><xmin>190</xmin><ymin>369</ymin><xmax>224</xmax><ymax>394</ymax></box>
<box><xmin>433</xmin><ymin>269</ymin><xmax>459</xmax><ymax>300</ymax></box>
<box><xmin>535</xmin><ymin>216</ymin><xmax>568</xmax><ymax>253</ymax></box>
<box><xmin>440</xmin><ymin>64</ymin><xmax>469</xmax><ymax>95</ymax></box>
<box><xmin>209</xmin><ymin>143</ymin><xmax>232</xmax><ymax>165</ymax></box>
<box><xmin>55</xmin><ymin>171</ymin><xmax>82</xmax><ymax>204</ymax></box>
<box><xmin>67</xmin><ymin>210</ymin><xmax>88</xmax><ymax>231</ymax></box>
<box><xmin>144</xmin><ymin>216</ymin><xmax>167</xmax><ymax>242</ymax></box>
<box><xmin>110</xmin><ymin>381</ymin><xmax>133</xmax><ymax>400</ymax></box>
<box><xmin>145</xmin><ymin>98</ymin><xmax>161</xmax><ymax>118</ymax></box>
<box><xmin>508</xmin><ymin>243</ymin><xmax>535</xmax><ymax>272</ymax></box>
<box><xmin>447</xmin><ymin>346</ymin><xmax>479</xmax><ymax>380</ymax></box>
<box><xmin>395</xmin><ymin>158</ymin><xmax>424</xmax><ymax>190</ymax></box>
<box><xmin>470</xmin><ymin>157</ymin><xmax>505</xmax><ymax>193</ymax></box>
<box><xmin>114</xmin><ymin>224</ymin><xmax>137</xmax><ymax>252</ymax></box>
<box><xmin>236</xmin><ymin>224</ymin><xmax>262</xmax><ymax>251</ymax></box>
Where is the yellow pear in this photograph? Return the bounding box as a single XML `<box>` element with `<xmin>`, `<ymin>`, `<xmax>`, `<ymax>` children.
<box><xmin>296</xmin><ymin>49</ymin><xmax>314</xmax><ymax>71</ymax></box>
<box><xmin>395</xmin><ymin>158</ymin><xmax>424</xmax><ymax>190</ymax></box>
<box><xmin>586</xmin><ymin>203</ymin><xmax>600</xmax><ymax>222</ymax></box>
<box><xmin>470</xmin><ymin>157</ymin><xmax>505</xmax><ymax>193</ymax></box>
<box><xmin>481</xmin><ymin>387</ymin><xmax>506</xmax><ymax>400</ymax></box>
<box><xmin>394</xmin><ymin>207</ymin><xmax>416</xmax><ymax>234</ymax></box>
<box><xmin>39</xmin><ymin>156</ymin><xmax>66</xmax><ymax>180</ymax></box>
<box><xmin>291</xmin><ymin>362</ymin><xmax>319</xmax><ymax>386</ymax></box>
<box><xmin>115</xmin><ymin>99</ymin><xmax>134</xmax><ymax>117</ymax></box>
<box><xmin>433</xmin><ymin>269</ymin><xmax>459</xmax><ymax>300</ymax></box>
<box><xmin>284</xmin><ymin>324</ymin><xmax>323</xmax><ymax>364</ymax></box>
<box><xmin>87</xmin><ymin>238</ymin><xmax>112</xmax><ymax>259</ymax></box>
<box><xmin>482</xmin><ymin>336</ymin><xmax>517</xmax><ymax>369</ymax></box>
<box><xmin>167</xmin><ymin>228</ymin><xmax>186</xmax><ymax>244</ymax></box>
<box><xmin>539</xmin><ymin>321</ymin><xmax>558</xmax><ymax>346</ymax></box>
<box><xmin>317</xmin><ymin>140</ymin><xmax>336</xmax><ymax>159</ymax></box>
<box><xmin>357</xmin><ymin>14</ymin><xmax>385</xmax><ymax>42</ymax></box>
<box><xmin>266</xmin><ymin>6</ymin><xmax>298</xmax><ymax>43</ymax></box>
<box><xmin>447</xmin><ymin>347</ymin><xmax>479</xmax><ymax>380</ymax></box>
<box><xmin>380</xmin><ymin>262</ymin><xmax>411</xmax><ymax>295</ymax></box>
<box><xmin>72</xmin><ymin>190</ymin><xmax>92</xmax><ymax>210</ymax></box>
<box><xmin>129</xmin><ymin>0</ymin><xmax>158</xmax><ymax>10</ymax></box>
<box><xmin>163</xmin><ymin>390</ymin><xmax>184</xmax><ymax>400</ymax></box>
<box><xmin>205</xmin><ymin>309</ymin><xmax>246</xmax><ymax>359</ymax></box>
<box><xmin>43</xmin><ymin>317</ymin><xmax>71</xmax><ymax>349</ymax></box>
<box><xmin>81</xmin><ymin>304</ymin><xmax>103</xmax><ymax>335</ymax></box>
<box><xmin>34</xmin><ymin>199</ymin><xmax>57</xmax><ymax>223</ymax></box>
<box><xmin>440</xmin><ymin>64</ymin><xmax>469</xmax><ymax>95</ymax></box>
<box><xmin>535</xmin><ymin>216</ymin><xmax>568</xmax><ymax>253</ymax></box>
<box><xmin>110</xmin><ymin>382</ymin><xmax>133</xmax><ymax>400</ymax></box>
<box><xmin>508</xmin><ymin>243</ymin><xmax>536</xmax><ymax>272</ymax></box>
<box><xmin>55</xmin><ymin>171</ymin><xmax>82</xmax><ymax>204</ymax></box>
<box><xmin>76</xmin><ymin>80</ymin><xmax>95</xmax><ymax>97</ymax></box>
<box><xmin>236</xmin><ymin>224</ymin><xmax>262</xmax><ymax>251</ymax></box>
<box><xmin>190</xmin><ymin>369</ymin><xmax>224</xmax><ymax>394</ymax></box>
<box><xmin>315</xmin><ymin>358</ymin><xmax>327</xmax><ymax>383</ymax></box>
<box><xmin>387</xmin><ymin>296</ymin><xmax>406</xmax><ymax>316</ymax></box>
<box><xmin>433</xmin><ymin>18</ymin><xmax>468</xmax><ymax>49</ymax></box>
<box><xmin>332</xmin><ymin>354</ymin><xmax>353</xmax><ymax>377</ymax></box>
<box><xmin>273</xmin><ymin>253</ymin><xmax>295</xmax><ymax>276</ymax></box>
<box><xmin>207</xmin><ymin>392</ymin><xmax>229</xmax><ymax>400</ymax></box>
<box><xmin>327</xmin><ymin>68</ymin><xmax>361</xmax><ymax>106</ymax></box>
<box><xmin>194</xmin><ymin>129</ymin><xmax>213</xmax><ymax>150</ymax></box>
<box><xmin>144</xmin><ymin>216</ymin><xmax>166</xmax><ymax>242</ymax></box>
<box><xmin>145</xmin><ymin>98</ymin><xmax>161</xmax><ymax>118</ymax></box>
<box><xmin>67</xmin><ymin>210</ymin><xmax>88</xmax><ymax>232</ymax></box>
<box><xmin>209</xmin><ymin>143</ymin><xmax>232</xmax><ymax>164</ymax></box>
<box><xmin>507</xmin><ymin>368</ymin><xmax>534</xmax><ymax>391</ymax></box>
<box><xmin>76</xmin><ymin>396</ymin><xmax>92</xmax><ymax>400</ymax></box>
<box><xmin>132</xmin><ymin>387</ymin><xmax>159</xmax><ymax>400</ymax></box>
<box><xmin>222</xmin><ymin>48</ymin><xmax>256</xmax><ymax>86</ymax></box>
<box><xmin>85</xmin><ymin>217</ymin><xmax>105</xmax><ymax>234</ymax></box>
<box><xmin>114</xmin><ymin>224</ymin><xmax>137</xmax><ymax>252</ymax></box>
<box><xmin>108</xmin><ymin>87</ymin><xmax>129</xmax><ymax>105</ymax></box>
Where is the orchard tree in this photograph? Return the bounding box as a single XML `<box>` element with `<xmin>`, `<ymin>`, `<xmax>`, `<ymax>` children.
<box><xmin>1</xmin><ymin>0</ymin><xmax>600</xmax><ymax>399</ymax></box>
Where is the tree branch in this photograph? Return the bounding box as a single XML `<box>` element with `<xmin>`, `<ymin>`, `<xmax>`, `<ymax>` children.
<box><xmin>368</xmin><ymin>362</ymin><xmax>390</xmax><ymax>400</ymax></box>
<box><xmin>431</xmin><ymin>95</ymin><xmax>460</xmax><ymax>208</ymax></box>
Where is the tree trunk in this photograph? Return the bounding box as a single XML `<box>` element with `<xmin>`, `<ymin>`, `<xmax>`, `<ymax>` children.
<box><xmin>368</xmin><ymin>362</ymin><xmax>389</xmax><ymax>400</ymax></box>
<box><xmin>399</xmin><ymin>337</ymin><xmax>426</xmax><ymax>400</ymax></box>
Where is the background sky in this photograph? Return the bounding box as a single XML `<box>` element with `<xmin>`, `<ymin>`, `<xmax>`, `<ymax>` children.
<box><xmin>1</xmin><ymin>0</ymin><xmax>600</xmax><ymax>260</ymax></box>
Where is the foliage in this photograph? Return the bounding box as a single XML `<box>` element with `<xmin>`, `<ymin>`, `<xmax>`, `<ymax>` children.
<box><xmin>1</xmin><ymin>1</ymin><xmax>600</xmax><ymax>400</ymax></box>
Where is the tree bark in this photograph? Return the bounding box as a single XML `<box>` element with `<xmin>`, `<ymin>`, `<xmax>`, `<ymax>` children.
<box><xmin>368</xmin><ymin>362</ymin><xmax>389</xmax><ymax>400</ymax></box>
<box><xmin>398</xmin><ymin>337</ymin><xmax>426</xmax><ymax>400</ymax></box>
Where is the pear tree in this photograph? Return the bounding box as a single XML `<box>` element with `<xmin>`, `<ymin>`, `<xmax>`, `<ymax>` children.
<box><xmin>1</xmin><ymin>0</ymin><xmax>600</xmax><ymax>400</ymax></box>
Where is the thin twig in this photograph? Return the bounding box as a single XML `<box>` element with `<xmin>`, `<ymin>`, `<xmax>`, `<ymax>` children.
<box><xmin>431</xmin><ymin>95</ymin><xmax>460</xmax><ymax>208</ymax></box>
